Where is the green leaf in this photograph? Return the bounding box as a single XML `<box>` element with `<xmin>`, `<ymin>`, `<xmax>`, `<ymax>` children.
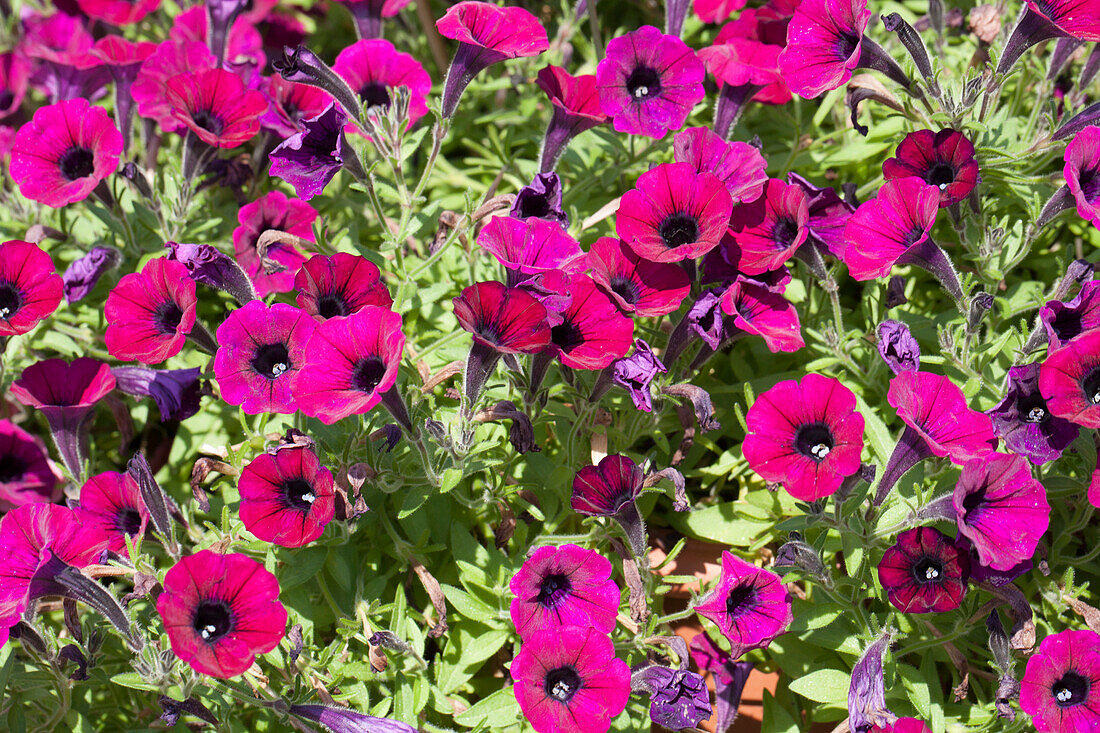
<box><xmin>110</xmin><ymin>672</ymin><xmax>161</xmax><ymax>692</ymax></box>
<box><xmin>762</xmin><ymin>690</ymin><xmax>800</xmax><ymax>733</ymax></box>
<box><xmin>674</xmin><ymin>502</ymin><xmax>773</xmax><ymax>546</ymax></box>
<box><xmin>788</xmin><ymin>668</ymin><xmax>850</xmax><ymax>704</ymax></box>
<box><xmin>441</xmin><ymin>583</ymin><xmax>500</xmax><ymax>626</ymax></box>
<box><xmin>454</xmin><ymin>688</ymin><xmax>520</xmax><ymax>729</ymax></box>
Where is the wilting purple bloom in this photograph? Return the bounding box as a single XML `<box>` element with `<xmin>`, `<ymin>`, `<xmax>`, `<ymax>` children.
<box><xmin>270</xmin><ymin>103</ymin><xmax>362</xmax><ymax>200</ymax></box>
<box><xmin>849</xmin><ymin>630</ymin><xmax>896</xmax><ymax>733</ymax></box>
<box><xmin>165</xmin><ymin>241</ymin><xmax>257</xmax><ymax>305</ymax></box>
<box><xmin>113</xmin><ymin>366</ymin><xmax>203</xmax><ymax>422</ymax></box>
<box><xmin>1039</xmin><ymin>278</ymin><xmax>1100</xmax><ymax>350</ymax></box>
<box><xmin>510</xmin><ymin>172</ymin><xmax>569</xmax><ymax>226</ymax></box>
<box><xmin>689</xmin><ymin>633</ymin><xmax>753</xmax><ymax>733</ymax></box>
<box><xmin>612</xmin><ymin>339</ymin><xmax>667</xmax><ymax>412</ymax></box>
<box><xmin>877</xmin><ymin>320</ymin><xmax>919</xmax><ymax>374</ymax></box>
<box><xmin>62</xmin><ymin>246</ymin><xmax>119</xmax><ymax>304</ymax></box>
<box><xmin>686</xmin><ymin>289</ymin><xmax>726</xmax><ymax>350</ymax></box>
<box><xmin>987</xmin><ymin>363</ymin><xmax>1078</xmax><ymax>465</ymax></box>
<box><xmin>635</xmin><ymin>666</ymin><xmax>712</xmax><ymax>730</ymax></box>
<box><xmin>288</xmin><ymin>705</ymin><xmax>417</xmax><ymax>733</ymax></box>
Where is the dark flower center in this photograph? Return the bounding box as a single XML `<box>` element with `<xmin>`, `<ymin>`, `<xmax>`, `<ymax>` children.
<box><xmin>1083</xmin><ymin>368</ymin><xmax>1100</xmax><ymax>406</ymax></box>
<box><xmin>550</xmin><ymin>319</ymin><xmax>584</xmax><ymax>352</ymax></box>
<box><xmin>912</xmin><ymin>556</ymin><xmax>944</xmax><ymax>584</ymax></box>
<box><xmin>1080</xmin><ymin>169</ymin><xmax>1100</xmax><ymax>203</ymax></box>
<box><xmin>658</xmin><ymin>213</ymin><xmax>700</xmax><ymax>249</ymax></box>
<box><xmin>58</xmin><ymin>146</ymin><xmax>95</xmax><ymax>181</ymax></box>
<box><xmin>544</xmin><ymin>665</ymin><xmax>582</xmax><ymax>703</ymax></box>
<box><xmin>251</xmin><ymin>343</ymin><xmax>292</xmax><ymax>380</ymax></box>
<box><xmin>626</xmin><ymin>66</ymin><xmax>662</xmax><ymax>100</ymax></box>
<box><xmin>726</xmin><ymin>582</ymin><xmax>756</xmax><ymax>616</ymax></box>
<box><xmin>793</xmin><ymin>423</ymin><xmax>833</xmax><ymax>462</ymax></box>
<box><xmin>1018</xmin><ymin>395</ymin><xmax>1049</xmax><ymax>424</ymax></box>
<box><xmin>352</xmin><ymin>356</ymin><xmax>386</xmax><ymax>393</ymax></box>
<box><xmin>1050</xmin><ymin>309</ymin><xmax>1083</xmax><ymax>341</ymax></box>
<box><xmin>516</xmin><ymin>195</ymin><xmax>552</xmax><ymax>219</ymax></box>
<box><xmin>114</xmin><ymin>507</ymin><xmax>143</xmax><ymax>536</ymax></box>
<box><xmin>0</xmin><ymin>454</ymin><xmax>27</xmax><ymax>483</ymax></box>
<box><xmin>772</xmin><ymin>217</ymin><xmax>800</xmax><ymax>247</ymax></box>
<box><xmin>282</xmin><ymin>477</ymin><xmax>316</xmax><ymax>511</ymax></box>
<box><xmin>536</xmin><ymin>573</ymin><xmax>571</xmax><ymax>609</ymax></box>
<box><xmin>0</xmin><ymin>282</ymin><xmax>23</xmax><ymax>320</ymax></box>
<box><xmin>609</xmin><ymin>277</ymin><xmax>639</xmax><ymax>305</ymax></box>
<box><xmin>316</xmin><ymin>293</ymin><xmax>350</xmax><ymax>319</ymax></box>
<box><xmin>961</xmin><ymin>485</ymin><xmax>987</xmax><ymax>515</ymax></box>
<box><xmin>925</xmin><ymin>162</ymin><xmax>956</xmax><ymax>189</ymax></box>
<box><xmin>359</xmin><ymin>83</ymin><xmax>391</xmax><ymax>110</ymax></box>
<box><xmin>1053</xmin><ymin>671</ymin><xmax>1090</xmax><ymax>707</ymax></box>
<box><xmin>192</xmin><ymin>600</ymin><xmax>233</xmax><ymax>643</ymax></box>
<box><xmin>0</xmin><ymin>90</ymin><xmax>13</xmax><ymax>110</ymax></box>
<box><xmin>154</xmin><ymin>301</ymin><xmax>184</xmax><ymax>335</ymax></box>
<box><xmin>904</xmin><ymin>225</ymin><xmax>927</xmax><ymax>247</ymax></box>
<box><xmin>835</xmin><ymin>33</ymin><xmax>860</xmax><ymax>61</ymax></box>
<box><xmin>191</xmin><ymin>109</ymin><xmax>224</xmax><ymax>135</ymax></box>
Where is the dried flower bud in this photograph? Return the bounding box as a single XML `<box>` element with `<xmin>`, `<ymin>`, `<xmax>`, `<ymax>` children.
<box><xmin>969</xmin><ymin>5</ymin><xmax>1001</xmax><ymax>44</ymax></box>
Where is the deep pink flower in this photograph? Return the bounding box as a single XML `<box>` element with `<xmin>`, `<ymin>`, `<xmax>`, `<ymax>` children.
<box><xmin>295</xmin><ymin>253</ymin><xmax>392</xmax><ymax>320</ymax></box>
<box><xmin>292</xmin><ymin>306</ymin><xmax>405</xmax><ymax>424</ymax></box>
<box><xmin>535</xmin><ymin>65</ymin><xmax>609</xmax><ymax>172</ymax></box>
<box><xmin>697</xmin><ymin>39</ymin><xmax>787</xmax><ymax>133</ymax></box>
<box><xmin>0</xmin><ymin>419</ymin><xmax>59</xmax><ymax>510</ymax></box>
<box><xmin>726</xmin><ymin>179</ymin><xmax>809</xmax><ymax>275</ymax></box>
<box><xmin>777</xmin><ymin>0</ymin><xmax>870</xmax><ymax>98</ymax></box>
<box><xmin>10</xmin><ymin>98</ymin><xmax>122</xmax><ymax>208</ymax></box>
<box><xmin>0</xmin><ymin>53</ymin><xmax>29</xmax><ymax>120</ymax></box>
<box><xmin>76</xmin><ymin>0</ymin><xmax>161</xmax><ymax>25</ymax></box>
<box><xmin>882</xmin><ymin>129</ymin><xmax>981</xmax><ymax>207</ymax></box>
<box><xmin>571</xmin><ymin>455</ymin><xmax>648</xmax><ymax>555</ymax></box>
<box><xmin>587</xmin><ymin>237</ymin><xmax>690</xmax><ymax>317</ymax></box>
<box><xmin>75</xmin><ymin>471</ymin><xmax>148</xmax><ymax>555</ymax></box>
<box><xmin>840</xmin><ymin>177</ymin><xmax>940</xmax><ymax>281</ymax></box>
<box><xmin>1039</xmin><ymin>330</ymin><xmax>1100</xmax><ymax>428</ymax></box>
<box><xmin>512</xmin><ymin>627</ymin><xmax>630</xmax><ymax>733</ymax></box>
<box><xmin>1027</xmin><ymin>0</ymin><xmax>1100</xmax><ymax>40</ymax></box>
<box><xmin>238</xmin><ymin>446</ymin><xmax>335</xmax><ymax>548</ymax></box>
<box><xmin>1020</xmin><ymin>629</ymin><xmax>1100</xmax><ymax>732</ymax></box>
<box><xmin>616</xmin><ymin>162</ymin><xmax>732</xmax><ymax>263</ymax></box>
<box><xmin>887</xmin><ymin>371</ymin><xmax>999</xmax><ymax>462</ymax></box>
<box><xmin>695</xmin><ymin>0</ymin><xmax>748</xmax><ymax>23</ymax></box>
<box><xmin>871</xmin><ymin>720</ymin><xmax>933</xmax><ymax>733</ymax></box>
<box><xmin>454</xmin><ymin>281</ymin><xmax>550</xmax><ymax>354</ymax></box>
<box><xmin>719</xmin><ymin>278</ymin><xmax>805</xmax><ymax>353</ymax></box>
<box><xmin>672</xmin><ymin>126</ymin><xmax>768</xmax><ymax>204</ymax></box>
<box><xmin>333</xmin><ymin>39</ymin><xmax>431</xmax><ymax>131</ymax></box>
<box><xmin>170</xmin><ymin>6</ymin><xmax>264</xmax><ymax>73</ymax></box>
<box><xmin>105</xmin><ymin>258</ymin><xmax>198</xmax><ymax>364</ymax></box>
<box><xmin>1065</xmin><ymin>124</ymin><xmax>1100</xmax><ymax>229</ymax></box>
<box><xmin>0</xmin><ymin>240</ymin><xmax>63</xmax><ymax>337</ymax></box>
<box><xmin>477</xmin><ymin>216</ymin><xmax>585</xmax><ymax>283</ymax></box>
<box><xmin>742</xmin><ymin>374</ymin><xmax>864</xmax><ymax>501</ymax></box>
<box><xmin>545</xmin><ymin>273</ymin><xmax>633</xmax><ymax>370</ymax></box>
<box><xmin>233</xmin><ymin>191</ymin><xmax>317</xmax><ymax>297</ymax></box>
<box><xmin>260</xmin><ymin>75</ymin><xmax>332</xmax><ymax>138</ymax></box>
<box><xmin>214</xmin><ymin>301</ymin><xmax>317</xmax><ymax>415</ymax></box>
<box><xmin>953</xmin><ymin>453</ymin><xmax>1050</xmax><ymax>572</ymax></box>
<box><xmin>713</xmin><ymin>6</ymin><xmax>795</xmax><ymax>104</ymax></box>
<box><xmin>509</xmin><ymin>543</ymin><xmax>619</xmax><ymax>638</ymax></box>
<box><xmin>694</xmin><ymin>551</ymin><xmax>791</xmax><ymax>658</ymax></box>
<box><xmin>877</xmin><ymin>527</ymin><xmax>969</xmax><ymax>614</ymax></box>
<box><xmin>165</xmin><ymin>68</ymin><xmax>267</xmax><ymax>148</ymax></box>
<box><xmin>1040</xmin><ymin>279</ymin><xmax>1100</xmax><ymax>350</ymax></box>
<box><xmin>132</xmin><ymin>40</ymin><xmax>218</xmax><ymax>131</ymax></box>
<box><xmin>156</xmin><ymin>550</ymin><xmax>287</xmax><ymax>678</ymax></box>
<box><xmin>596</xmin><ymin>25</ymin><xmax>705</xmax><ymax>139</ymax></box>
<box><xmin>19</xmin><ymin>12</ymin><xmax>95</xmax><ymax>67</ymax></box>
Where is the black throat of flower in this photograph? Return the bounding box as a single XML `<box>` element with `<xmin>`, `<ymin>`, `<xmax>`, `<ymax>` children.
<box><xmin>1082</xmin><ymin>368</ymin><xmax>1100</xmax><ymax>406</ymax></box>
<box><xmin>0</xmin><ymin>453</ymin><xmax>27</xmax><ymax>483</ymax></box>
<box><xmin>725</xmin><ymin>582</ymin><xmax>756</xmax><ymax>617</ymax></box>
<box><xmin>925</xmin><ymin>162</ymin><xmax>956</xmax><ymax>190</ymax></box>
<box><xmin>352</xmin><ymin>355</ymin><xmax>386</xmax><ymax>393</ymax></box>
<box><xmin>0</xmin><ymin>281</ymin><xmax>23</xmax><ymax>321</ymax></box>
<box><xmin>316</xmin><ymin>292</ymin><xmax>350</xmax><ymax>319</ymax></box>
<box><xmin>154</xmin><ymin>301</ymin><xmax>185</xmax><ymax>335</ymax></box>
<box><xmin>58</xmin><ymin>146</ymin><xmax>95</xmax><ymax>181</ymax></box>
<box><xmin>626</xmin><ymin>66</ymin><xmax>662</xmax><ymax>100</ymax></box>
<box><xmin>544</xmin><ymin>665</ymin><xmax>583</xmax><ymax>703</ymax></box>
<box><xmin>193</xmin><ymin>599</ymin><xmax>234</xmax><ymax>644</ymax></box>
<box><xmin>1052</xmin><ymin>670</ymin><xmax>1090</xmax><ymax>708</ymax></box>
<box><xmin>536</xmin><ymin>573</ymin><xmax>571</xmax><ymax>609</ymax></box>
<box><xmin>114</xmin><ymin>507</ymin><xmax>143</xmax><ymax>536</ymax></box>
<box><xmin>793</xmin><ymin>423</ymin><xmax>834</xmax><ymax>463</ymax></box>
<box><xmin>282</xmin><ymin>477</ymin><xmax>317</xmax><ymax>511</ymax></box>
<box><xmin>251</xmin><ymin>343</ymin><xmax>292</xmax><ymax>380</ymax></box>
<box><xmin>658</xmin><ymin>213</ymin><xmax>700</xmax><ymax>250</ymax></box>
<box><xmin>911</xmin><ymin>556</ymin><xmax>945</xmax><ymax>585</ymax></box>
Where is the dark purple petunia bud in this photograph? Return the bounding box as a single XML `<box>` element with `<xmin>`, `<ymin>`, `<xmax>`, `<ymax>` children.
<box><xmin>165</xmin><ymin>241</ymin><xmax>256</xmax><ymax>305</ymax></box>
<box><xmin>274</xmin><ymin>46</ymin><xmax>363</xmax><ymax>123</ymax></box>
<box><xmin>127</xmin><ymin>451</ymin><xmax>175</xmax><ymax>555</ymax></box>
<box><xmin>848</xmin><ymin>629</ymin><xmax>897</xmax><ymax>732</ymax></box>
<box><xmin>632</xmin><ymin>666</ymin><xmax>712</xmax><ymax>731</ymax></box>
<box><xmin>877</xmin><ymin>320</ymin><xmax>920</xmax><ymax>374</ymax></box>
<box><xmin>572</xmin><ymin>454</ymin><xmax>647</xmax><ymax>556</ymax></box>
<box><xmin>774</xmin><ymin>534</ymin><xmax>829</xmax><ymax>584</ymax></box>
<box><xmin>288</xmin><ymin>704</ymin><xmax>417</xmax><ymax>733</ymax></box>
<box><xmin>269</xmin><ymin>103</ymin><xmax>366</xmax><ymax>201</ymax></box>
<box><xmin>987</xmin><ymin>363</ymin><xmax>1078</xmax><ymax>465</ymax></box>
<box><xmin>160</xmin><ymin>697</ymin><xmax>218</xmax><ymax>728</ymax></box>
<box><xmin>689</xmin><ymin>633</ymin><xmax>753</xmax><ymax>733</ymax></box>
<box><xmin>665</xmin><ymin>288</ymin><xmax>726</xmax><ymax>364</ymax></box>
<box><xmin>612</xmin><ymin>339</ymin><xmax>667</xmax><ymax>412</ymax></box>
<box><xmin>113</xmin><ymin>366</ymin><xmax>203</xmax><ymax>422</ymax></box>
<box><xmin>885</xmin><ymin>275</ymin><xmax>908</xmax><ymax>308</ymax></box>
<box><xmin>62</xmin><ymin>246</ymin><xmax>120</xmax><ymax>304</ymax></box>
<box><xmin>510</xmin><ymin>172</ymin><xmax>569</xmax><ymax>226</ymax></box>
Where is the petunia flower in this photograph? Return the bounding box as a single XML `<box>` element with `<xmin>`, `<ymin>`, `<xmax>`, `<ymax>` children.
<box><xmin>1063</xmin><ymin>125</ymin><xmax>1100</xmax><ymax>230</ymax></box>
<box><xmin>953</xmin><ymin>452</ymin><xmax>1050</xmax><ymax>572</ymax></box>
<box><xmin>673</xmin><ymin>126</ymin><xmax>768</xmax><ymax>204</ymax></box>
<box><xmin>238</xmin><ymin>446</ymin><xmax>335</xmax><ymax>548</ymax></box>
<box><xmin>727</xmin><ymin>179</ymin><xmax>809</xmax><ymax>275</ymax></box>
<box><xmin>1039</xmin><ymin>330</ymin><xmax>1100</xmax><ymax>428</ymax></box>
<box><xmin>476</xmin><ymin>216</ymin><xmax>585</xmax><ymax>285</ymax></box>
<box><xmin>295</xmin><ymin>252</ymin><xmax>392</xmax><ymax>320</ymax></box>
<box><xmin>876</xmin><ymin>320</ymin><xmax>920</xmax><ymax>374</ymax></box>
<box><xmin>697</xmin><ymin>38</ymin><xmax>784</xmax><ymax>137</ymax></box>
<box><xmin>74</xmin><ymin>471</ymin><xmax>148</xmax><ymax>556</ymax></box>
<box><xmin>10</xmin><ymin>98</ymin><xmax>122</xmax><ymax>208</ymax></box>
<box><xmin>1039</xmin><ymin>278</ymin><xmax>1100</xmax><ymax>350</ymax></box>
<box><xmin>113</xmin><ymin>366</ymin><xmax>203</xmax><ymax>422</ymax></box>
<box><xmin>987</xmin><ymin>363</ymin><xmax>1078</xmax><ymax>465</ymax></box>
<box><xmin>170</xmin><ymin>6</ymin><xmax>264</xmax><ymax>75</ymax></box>
<box><xmin>718</xmin><ymin>277</ymin><xmax>805</xmax><ymax>353</ymax></box>
<box><xmin>616</xmin><ymin>162</ymin><xmax>733</xmax><ymax>263</ymax></box>
<box><xmin>634</xmin><ymin>666</ymin><xmax>712</xmax><ymax>730</ymax></box>
<box><xmin>213</xmin><ymin>301</ymin><xmax>317</xmax><ymax>415</ymax></box>
<box><xmin>0</xmin><ymin>419</ymin><xmax>59</xmax><ymax>510</ymax></box>
<box><xmin>512</xmin><ymin>627</ymin><xmax>630</xmax><ymax>733</ymax></box>
<box><xmin>259</xmin><ymin>75</ymin><xmax>332</xmax><ymax>138</ymax></box>
<box><xmin>509</xmin><ymin>544</ymin><xmax>620</xmax><ymax>639</ymax></box>
<box><xmin>998</xmin><ymin>0</ymin><xmax>1100</xmax><ymax>76</ymax></box>
<box><xmin>596</xmin><ymin>25</ymin><xmax>705</xmax><ymax>139</ymax></box>
<box><xmin>269</xmin><ymin>102</ymin><xmax>364</xmax><ymax>201</ymax></box>
<box><xmin>882</xmin><ymin>129</ymin><xmax>981</xmax><ymax>208</ymax></box>
<box><xmin>535</xmin><ymin>65</ymin><xmax>609</xmax><ymax>172</ymax></box>
<box><xmin>104</xmin><ymin>258</ymin><xmax>198</xmax><ymax>365</ymax></box>
<box><xmin>165</xmin><ymin>68</ymin><xmax>268</xmax><ymax>148</ymax></box>
<box><xmin>334</xmin><ymin>0</ymin><xmax>412</xmax><ymax>40</ymax></box>
<box><xmin>0</xmin><ymin>240</ymin><xmax>63</xmax><ymax>336</ymax></box>
<box><xmin>233</xmin><ymin>190</ymin><xmax>317</xmax><ymax>297</ymax></box>
<box><xmin>510</xmin><ymin>172</ymin><xmax>569</xmax><ymax>226</ymax></box>
<box><xmin>543</xmin><ymin>273</ymin><xmax>633</xmax><ymax>370</ymax></box>
<box><xmin>694</xmin><ymin>552</ymin><xmax>791</xmax><ymax>658</ymax></box>
<box><xmin>76</xmin><ymin>0</ymin><xmax>161</xmax><ymax>26</ymax></box>
<box><xmin>877</xmin><ymin>526</ymin><xmax>969</xmax><ymax>613</ymax></box>
<box><xmin>611</xmin><ymin>338</ymin><xmax>668</xmax><ymax>412</ymax></box>
<box><xmin>333</xmin><ymin>38</ymin><xmax>431</xmax><ymax>131</ymax></box>
<box><xmin>62</xmin><ymin>245</ymin><xmax>120</xmax><ymax>304</ymax></box>
<box><xmin>1020</xmin><ymin>629</ymin><xmax>1100</xmax><ymax>732</ymax></box>
<box><xmin>695</xmin><ymin>0</ymin><xmax>748</xmax><ymax>23</ymax></box>
<box><xmin>132</xmin><ymin>40</ymin><xmax>218</xmax><ymax>132</ymax></box>
<box><xmin>436</xmin><ymin>1</ymin><xmax>549</xmax><ymax>118</ymax></box>
<box><xmin>156</xmin><ymin>550</ymin><xmax>287</xmax><ymax>678</ymax></box>
<box><xmin>572</xmin><ymin>454</ymin><xmax>647</xmax><ymax>556</ymax></box>
<box><xmin>588</xmin><ymin>237</ymin><xmax>690</xmax><ymax>317</ymax></box>
<box><xmin>742</xmin><ymin>373</ymin><xmax>865</xmax><ymax>501</ymax></box>
<box><xmin>786</xmin><ymin>172</ymin><xmax>856</xmax><ymax>256</ymax></box>
<box><xmin>689</xmin><ymin>632</ymin><xmax>754</xmax><ymax>733</ymax></box>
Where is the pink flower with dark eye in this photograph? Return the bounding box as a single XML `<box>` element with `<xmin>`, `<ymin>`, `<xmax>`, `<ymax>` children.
<box><xmin>877</xmin><ymin>527</ymin><xmax>969</xmax><ymax>614</ymax></box>
<box><xmin>1064</xmin><ymin>125</ymin><xmax>1100</xmax><ymax>230</ymax></box>
<box><xmin>238</xmin><ymin>446</ymin><xmax>335</xmax><ymax>548</ymax></box>
<box><xmin>571</xmin><ymin>455</ymin><xmax>649</xmax><ymax>555</ymax></box>
<box><xmin>882</xmin><ymin>129</ymin><xmax>981</xmax><ymax>207</ymax></box>
<box><xmin>545</xmin><ymin>273</ymin><xmax>634</xmax><ymax>370</ymax></box>
<box><xmin>719</xmin><ymin>277</ymin><xmax>805</xmax><ymax>353</ymax></box>
<box><xmin>156</xmin><ymin>550</ymin><xmax>287</xmax><ymax>678</ymax></box>
<box><xmin>454</xmin><ymin>281</ymin><xmax>550</xmax><ymax>355</ymax></box>
<box><xmin>587</xmin><ymin>237</ymin><xmax>690</xmax><ymax>317</ymax></box>
<box><xmin>233</xmin><ymin>191</ymin><xmax>317</xmax><ymax>297</ymax></box>
<box><xmin>165</xmin><ymin>68</ymin><xmax>268</xmax><ymax>148</ymax></box>
<box><xmin>0</xmin><ymin>419</ymin><xmax>59</xmax><ymax>510</ymax></box>
<box><xmin>1020</xmin><ymin>629</ymin><xmax>1100</xmax><ymax>732</ymax></box>
<box><xmin>1039</xmin><ymin>330</ymin><xmax>1100</xmax><ymax>428</ymax></box>
<box><xmin>616</xmin><ymin>162</ymin><xmax>733</xmax><ymax>263</ymax></box>
<box><xmin>673</xmin><ymin>126</ymin><xmax>768</xmax><ymax>204</ymax></box>
<box><xmin>132</xmin><ymin>40</ymin><xmax>218</xmax><ymax>131</ymax></box>
<box><xmin>839</xmin><ymin>177</ymin><xmax>941</xmax><ymax>281</ymax></box>
<box><xmin>294</xmin><ymin>253</ymin><xmax>392</xmax><ymax>320</ymax></box>
<box><xmin>105</xmin><ymin>258</ymin><xmax>198</xmax><ymax>365</ymax></box>
<box><xmin>333</xmin><ymin>39</ymin><xmax>431</xmax><ymax>131</ymax></box>
<box><xmin>75</xmin><ymin>471</ymin><xmax>148</xmax><ymax>555</ymax></box>
<box><xmin>0</xmin><ymin>240</ymin><xmax>63</xmax><ymax>337</ymax></box>
<box><xmin>727</xmin><ymin>179</ymin><xmax>809</xmax><ymax>275</ymax></box>
<box><xmin>888</xmin><ymin>371</ymin><xmax>999</xmax><ymax>462</ymax></box>
<box><xmin>76</xmin><ymin>0</ymin><xmax>161</xmax><ymax>26</ymax></box>
<box><xmin>742</xmin><ymin>374</ymin><xmax>864</xmax><ymax>501</ymax></box>
<box><xmin>10</xmin><ymin>98</ymin><xmax>122</xmax><ymax>208</ymax></box>
<box><xmin>694</xmin><ymin>551</ymin><xmax>791</xmax><ymax>658</ymax></box>
<box><xmin>509</xmin><ymin>544</ymin><xmax>620</xmax><ymax>638</ymax></box>
<box><xmin>260</xmin><ymin>75</ymin><xmax>332</xmax><ymax>138</ymax></box>
<box><xmin>477</xmin><ymin>216</ymin><xmax>585</xmax><ymax>283</ymax></box>
<box><xmin>214</xmin><ymin>301</ymin><xmax>317</xmax><ymax>415</ymax></box>
<box><xmin>777</xmin><ymin>0</ymin><xmax>870</xmax><ymax>98</ymax></box>
<box><xmin>596</xmin><ymin>26</ymin><xmax>705</xmax><ymax>139</ymax></box>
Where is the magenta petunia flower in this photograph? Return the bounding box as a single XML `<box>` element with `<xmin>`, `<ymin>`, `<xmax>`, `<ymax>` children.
<box><xmin>0</xmin><ymin>240</ymin><xmax>63</xmax><ymax>337</ymax></box>
<box><xmin>214</xmin><ymin>301</ymin><xmax>317</xmax><ymax>415</ymax></box>
<box><xmin>0</xmin><ymin>419</ymin><xmax>59</xmax><ymax>510</ymax></box>
<box><xmin>616</xmin><ymin>162</ymin><xmax>733</xmax><ymax>263</ymax></box>
<box><xmin>1040</xmin><ymin>330</ymin><xmax>1100</xmax><ymax>428</ymax></box>
<box><xmin>104</xmin><ymin>258</ymin><xmax>198</xmax><ymax>365</ymax></box>
<box><xmin>777</xmin><ymin>0</ymin><xmax>870</xmax><ymax>98</ymax></box>
<box><xmin>0</xmin><ymin>53</ymin><xmax>29</xmax><ymax>121</ymax></box>
<box><xmin>719</xmin><ymin>277</ymin><xmax>805</xmax><ymax>353</ymax></box>
<box><xmin>696</xmin><ymin>0</ymin><xmax>749</xmax><ymax>24</ymax></box>
<box><xmin>952</xmin><ymin>452</ymin><xmax>1050</xmax><ymax>572</ymax></box>
<box><xmin>545</xmin><ymin>273</ymin><xmax>634</xmax><ymax>370</ymax></box>
<box><xmin>76</xmin><ymin>0</ymin><xmax>161</xmax><ymax>26</ymax></box>
<box><xmin>713</xmin><ymin>8</ymin><xmax>794</xmax><ymax>104</ymax></box>
<box><xmin>165</xmin><ymin>68</ymin><xmax>268</xmax><ymax>148</ymax></box>
<box><xmin>1021</xmin><ymin>629</ymin><xmax>1100</xmax><ymax>732</ymax></box>
<box><xmin>156</xmin><ymin>550</ymin><xmax>287</xmax><ymax>678</ymax></box>
<box><xmin>999</xmin><ymin>0</ymin><xmax>1100</xmax><ymax>76</ymax></box>
<box><xmin>132</xmin><ymin>40</ymin><xmax>218</xmax><ymax>132</ymax></box>
<box><xmin>238</xmin><ymin>446</ymin><xmax>335</xmax><ymax>548</ymax></box>
<box><xmin>512</xmin><ymin>626</ymin><xmax>630</xmax><ymax>733</ymax></box>
<box><xmin>839</xmin><ymin>177</ymin><xmax>940</xmax><ymax>281</ymax></box>
<box><xmin>742</xmin><ymin>374</ymin><xmax>864</xmax><ymax>501</ymax></box>
<box><xmin>877</xmin><ymin>527</ymin><xmax>969</xmax><ymax>614</ymax></box>
<box><xmin>871</xmin><ymin>720</ymin><xmax>933</xmax><ymax>733</ymax></box>
<box><xmin>1040</xmin><ymin>279</ymin><xmax>1100</xmax><ymax>350</ymax></box>
<box><xmin>477</xmin><ymin>216</ymin><xmax>585</xmax><ymax>284</ymax></box>
<box><xmin>727</xmin><ymin>179</ymin><xmax>809</xmax><ymax>275</ymax></box>
<box><xmin>333</xmin><ymin>39</ymin><xmax>431</xmax><ymax>131</ymax></box>
<box><xmin>10</xmin><ymin>98</ymin><xmax>122</xmax><ymax>208</ymax></box>
<box><xmin>233</xmin><ymin>190</ymin><xmax>317</xmax><ymax>297</ymax></box>
<box><xmin>987</xmin><ymin>362</ymin><xmax>1079</xmax><ymax>465</ymax></box>
<box><xmin>535</xmin><ymin>65</ymin><xmax>609</xmax><ymax>172</ymax></box>
<box><xmin>436</xmin><ymin>1</ymin><xmax>549</xmax><ymax>118</ymax></box>
<box><xmin>509</xmin><ymin>543</ymin><xmax>620</xmax><ymax>638</ymax></box>
<box><xmin>694</xmin><ymin>551</ymin><xmax>791</xmax><ymax>658</ymax></box>
<box><xmin>571</xmin><ymin>454</ymin><xmax>647</xmax><ymax>555</ymax></box>
<box><xmin>260</xmin><ymin>75</ymin><xmax>332</xmax><ymax>138</ymax></box>
<box><xmin>587</xmin><ymin>237</ymin><xmax>690</xmax><ymax>317</ymax></box>
<box><xmin>74</xmin><ymin>471</ymin><xmax>148</xmax><ymax>555</ymax></box>
<box><xmin>1064</xmin><ymin>125</ymin><xmax>1100</xmax><ymax>230</ymax></box>
<box><xmin>292</xmin><ymin>306</ymin><xmax>405</xmax><ymax>424</ymax></box>
<box><xmin>88</xmin><ymin>36</ymin><xmax>157</xmax><ymax>151</ymax></box>
<box><xmin>596</xmin><ymin>25</ymin><xmax>705</xmax><ymax>139</ymax></box>
<box><xmin>697</xmin><ymin>39</ymin><xmax>785</xmax><ymax>136</ymax></box>
<box><xmin>882</xmin><ymin>129</ymin><xmax>981</xmax><ymax>208</ymax></box>
<box><xmin>334</xmin><ymin>0</ymin><xmax>412</xmax><ymax>39</ymax></box>
<box><xmin>673</xmin><ymin>126</ymin><xmax>768</xmax><ymax>204</ymax></box>
<box><xmin>295</xmin><ymin>253</ymin><xmax>392</xmax><ymax>320</ymax></box>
